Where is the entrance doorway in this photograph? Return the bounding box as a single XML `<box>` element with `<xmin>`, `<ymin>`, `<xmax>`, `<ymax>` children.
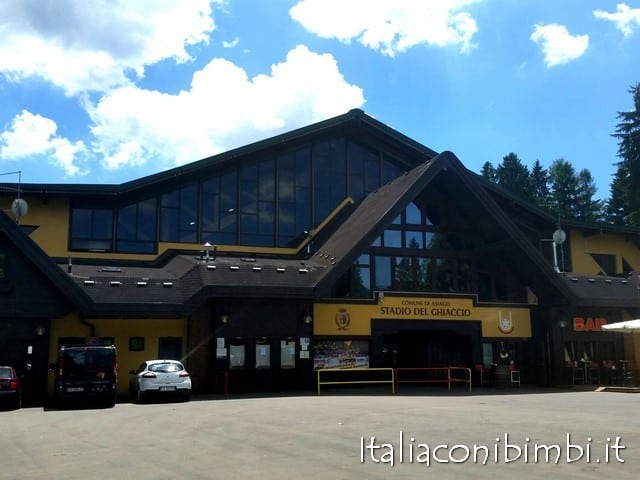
<box><xmin>373</xmin><ymin>319</ymin><xmax>482</xmax><ymax>370</ymax></box>
<box><xmin>393</xmin><ymin>330</ymin><xmax>472</xmax><ymax>367</ymax></box>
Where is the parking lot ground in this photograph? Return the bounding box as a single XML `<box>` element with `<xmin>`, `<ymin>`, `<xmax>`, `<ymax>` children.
<box><xmin>2</xmin><ymin>387</ymin><xmax>638</xmax><ymax>480</ymax></box>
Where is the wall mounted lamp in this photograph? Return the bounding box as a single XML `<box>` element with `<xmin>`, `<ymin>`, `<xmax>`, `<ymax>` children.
<box><xmin>220</xmin><ymin>313</ymin><xmax>229</xmax><ymax>324</ymax></box>
<box><xmin>303</xmin><ymin>314</ymin><xmax>313</xmax><ymax>325</ymax></box>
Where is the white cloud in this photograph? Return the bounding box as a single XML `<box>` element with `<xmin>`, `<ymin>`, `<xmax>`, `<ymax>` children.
<box><xmin>530</xmin><ymin>24</ymin><xmax>589</xmax><ymax>67</ymax></box>
<box><xmin>222</xmin><ymin>37</ymin><xmax>240</xmax><ymax>48</ymax></box>
<box><xmin>289</xmin><ymin>0</ymin><xmax>479</xmax><ymax>56</ymax></box>
<box><xmin>0</xmin><ymin>0</ymin><xmax>217</xmax><ymax>96</ymax></box>
<box><xmin>594</xmin><ymin>3</ymin><xmax>640</xmax><ymax>37</ymax></box>
<box><xmin>87</xmin><ymin>45</ymin><xmax>365</xmax><ymax>170</ymax></box>
<box><xmin>0</xmin><ymin>110</ymin><xmax>87</xmax><ymax>176</ymax></box>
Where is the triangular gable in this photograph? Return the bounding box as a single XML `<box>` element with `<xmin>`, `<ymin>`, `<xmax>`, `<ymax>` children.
<box><xmin>313</xmin><ymin>151</ymin><xmax>577</xmax><ymax>303</ymax></box>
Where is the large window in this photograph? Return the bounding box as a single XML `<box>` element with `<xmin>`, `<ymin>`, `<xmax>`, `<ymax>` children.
<box><xmin>346</xmin><ymin>201</ymin><xmax>526</xmax><ymax>300</ymax></box>
<box><xmin>116</xmin><ymin>198</ymin><xmax>157</xmax><ymax>253</ymax></box>
<box><xmin>352</xmin><ymin>254</ymin><xmax>371</xmax><ymax>298</ymax></box>
<box><xmin>314</xmin><ymin>139</ymin><xmax>346</xmax><ymax>224</ymax></box>
<box><xmin>70</xmin><ymin>207</ymin><xmax>113</xmax><ymax>251</ymax></box>
<box><xmin>67</xmin><ymin>136</ymin><xmax>408</xmax><ymax>251</ymax></box>
<box><xmin>348</xmin><ymin>142</ymin><xmax>379</xmax><ymax>202</ymax></box>
<box><xmin>374</xmin><ymin>256</ymin><xmax>392</xmax><ymax>290</ymax></box>
<box><xmin>160</xmin><ymin>185</ymin><xmax>197</xmax><ymax>243</ymax></box>
<box><xmin>278</xmin><ymin>148</ymin><xmax>312</xmax><ymax>247</ymax></box>
<box><xmin>201</xmin><ymin>170</ymin><xmax>239</xmax><ymax>246</ymax></box>
<box><xmin>240</xmin><ymin>159</ymin><xmax>275</xmax><ymax>246</ymax></box>
<box><xmin>382</xmin><ymin>154</ymin><xmax>402</xmax><ymax>185</ymax></box>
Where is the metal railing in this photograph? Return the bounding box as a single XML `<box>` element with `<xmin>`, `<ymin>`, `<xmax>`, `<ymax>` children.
<box><xmin>316</xmin><ymin>368</ymin><xmax>395</xmax><ymax>395</ymax></box>
<box><xmin>395</xmin><ymin>367</ymin><xmax>472</xmax><ymax>392</ymax></box>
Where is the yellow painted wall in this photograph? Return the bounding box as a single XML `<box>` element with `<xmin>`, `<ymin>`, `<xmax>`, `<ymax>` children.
<box><xmin>48</xmin><ymin>312</ymin><xmax>187</xmax><ymax>397</ymax></box>
<box><xmin>5</xmin><ymin>196</ymin><xmax>70</xmax><ymax>257</ymax></box>
<box><xmin>314</xmin><ymin>296</ymin><xmax>531</xmax><ymax>338</ymax></box>
<box><xmin>569</xmin><ymin>228</ymin><xmax>640</xmax><ymax>275</ymax></box>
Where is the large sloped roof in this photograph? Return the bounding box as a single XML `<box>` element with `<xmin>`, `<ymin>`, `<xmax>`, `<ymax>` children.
<box><xmin>558</xmin><ymin>272</ymin><xmax>640</xmax><ymax>308</ymax></box>
<box><xmin>64</xmin><ymin>253</ymin><xmax>328</xmax><ymax>316</ymax></box>
<box><xmin>3</xmin><ymin>109</ymin><xmax>437</xmax><ymax>200</ymax></box>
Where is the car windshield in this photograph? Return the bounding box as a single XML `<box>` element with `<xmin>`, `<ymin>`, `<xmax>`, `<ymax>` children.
<box><xmin>0</xmin><ymin>367</ymin><xmax>13</xmax><ymax>378</ymax></box>
<box><xmin>149</xmin><ymin>363</ymin><xmax>183</xmax><ymax>373</ymax></box>
<box><xmin>62</xmin><ymin>349</ymin><xmax>114</xmax><ymax>375</ymax></box>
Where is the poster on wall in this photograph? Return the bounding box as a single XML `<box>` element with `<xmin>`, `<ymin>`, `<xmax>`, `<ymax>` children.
<box><xmin>313</xmin><ymin>340</ymin><xmax>369</xmax><ymax>370</ymax></box>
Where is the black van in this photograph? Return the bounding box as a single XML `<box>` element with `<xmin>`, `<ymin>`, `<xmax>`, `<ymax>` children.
<box><xmin>52</xmin><ymin>345</ymin><xmax>118</xmax><ymax>407</ymax></box>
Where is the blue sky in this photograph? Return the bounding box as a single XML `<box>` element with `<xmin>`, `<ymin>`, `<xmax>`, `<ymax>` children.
<box><xmin>1</xmin><ymin>1</ymin><xmax>639</xmax><ymax>201</ymax></box>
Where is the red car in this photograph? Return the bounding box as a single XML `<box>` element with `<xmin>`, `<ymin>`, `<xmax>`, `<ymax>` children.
<box><xmin>0</xmin><ymin>366</ymin><xmax>22</xmax><ymax>410</ymax></box>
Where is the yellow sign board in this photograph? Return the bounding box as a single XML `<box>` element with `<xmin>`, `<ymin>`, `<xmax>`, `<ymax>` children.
<box><xmin>314</xmin><ymin>296</ymin><xmax>531</xmax><ymax>338</ymax></box>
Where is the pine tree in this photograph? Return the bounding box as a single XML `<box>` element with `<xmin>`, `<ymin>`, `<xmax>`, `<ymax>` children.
<box><xmin>496</xmin><ymin>153</ymin><xmax>533</xmax><ymax>200</ymax></box>
<box><xmin>481</xmin><ymin>161</ymin><xmax>497</xmax><ymax>182</ymax></box>
<box><xmin>549</xmin><ymin>159</ymin><xmax>579</xmax><ymax>220</ymax></box>
<box><xmin>575</xmin><ymin>169</ymin><xmax>603</xmax><ymax>223</ymax></box>
<box><xmin>612</xmin><ymin>83</ymin><xmax>640</xmax><ymax>226</ymax></box>
<box><xmin>605</xmin><ymin>166</ymin><xmax>628</xmax><ymax>225</ymax></box>
<box><xmin>530</xmin><ymin>160</ymin><xmax>551</xmax><ymax>205</ymax></box>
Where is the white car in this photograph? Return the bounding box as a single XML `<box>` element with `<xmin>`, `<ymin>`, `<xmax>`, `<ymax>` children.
<box><xmin>129</xmin><ymin>360</ymin><xmax>191</xmax><ymax>403</ymax></box>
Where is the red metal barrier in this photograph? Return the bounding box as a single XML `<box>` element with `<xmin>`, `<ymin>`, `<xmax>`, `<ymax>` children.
<box><xmin>395</xmin><ymin>367</ymin><xmax>472</xmax><ymax>392</ymax></box>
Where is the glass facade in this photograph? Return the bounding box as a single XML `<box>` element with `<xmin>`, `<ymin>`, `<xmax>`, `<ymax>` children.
<box><xmin>69</xmin><ymin>137</ymin><xmax>403</xmax><ymax>253</ymax></box>
<box><xmin>70</xmin><ymin>208</ymin><xmax>113</xmax><ymax>252</ymax></box>
<box><xmin>116</xmin><ymin>198</ymin><xmax>157</xmax><ymax>253</ymax></box>
<box><xmin>344</xmin><ymin>201</ymin><xmax>526</xmax><ymax>302</ymax></box>
<box><xmin>160</xmin><ymin>184</ymin><xmax>198</xmax><ymax>243</ymax></box>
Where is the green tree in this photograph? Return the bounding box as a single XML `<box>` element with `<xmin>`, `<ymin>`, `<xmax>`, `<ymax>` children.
<box><xmin>549</xmin><ymin>159</ymin><xmax>578</xmax><ymax>219</ymax></box>
<box><xmin>605</xmin><ymin>167</ymin><xmax>628</xmax><ymax>225</ymax></box>
<box><xmin>574</xmin><ymin>169</ymin><xmax>603</xmax><ymax>223</ymax></box>
<box><xmin>612</xmin><ymin>82</ymin><xmax>640</xmax><ymax>226</ymax></box>
<box><xmin>530</xmin><ymin>160</ymin><xmax>551</xmax><ymax>205</ymax></box>
<box><xmin>481</xmin><ymin>161</ymin><xmax>497</xmax><ymax>182</ymax></box>
<box><xmin>495</xmin><ymin>153</ymin><xmax>533</xmax><ymax>200</ymax></box>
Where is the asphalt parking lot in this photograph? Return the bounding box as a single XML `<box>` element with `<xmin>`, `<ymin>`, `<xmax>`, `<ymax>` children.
<box><xmin>1</xmin><ymin>387</ymin><xmax>638</xmax><ymax>480</ymax></box>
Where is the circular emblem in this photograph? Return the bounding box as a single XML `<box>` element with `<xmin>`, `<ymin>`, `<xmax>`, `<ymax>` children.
<box><xmin>335</xmin><ymin>308</ymin><xmax>350</xmax><ymax>331</ymax></box>
<box><xmin>498</xmin><ymin>313</ymin><xmax>514</xmax><ymax>334</ymax></box>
